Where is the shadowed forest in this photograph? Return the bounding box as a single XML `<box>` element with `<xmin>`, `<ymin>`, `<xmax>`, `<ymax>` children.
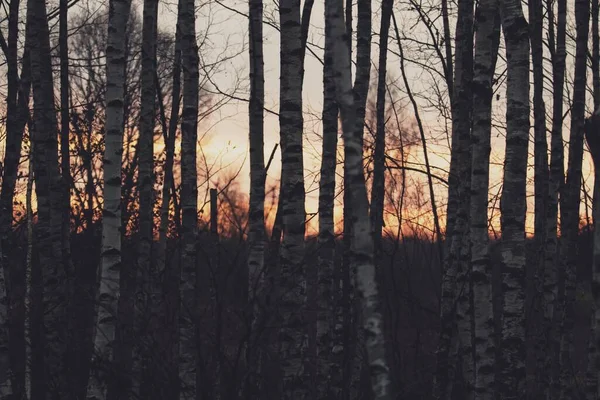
<box><xmin>2</xmin><ymin>0</ymin><xmax>600</xmax><ymax>398</ymax></box>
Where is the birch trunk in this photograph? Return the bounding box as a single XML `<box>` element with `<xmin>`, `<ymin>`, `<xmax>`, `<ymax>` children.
<box><xmin>26</xmin><ymin>139</ymin><xmax>34</xmax><ymax>400</ymax></box>
<box><xmin>528</xmin><ymin>0</ymin><xmax>548</xmax><ymax>395</ymax></box>
<box><xmin>348</xmin><ymin>0</ymin><xmax>372</xmax><ymax>394</ymax></box>
<box><xmin>245</xmin><ymin>0</ymin><xmax>266</xmax><ymax>393</ymax></box>
<box><xmin>586</xmin><ymin>3</ymin><xmax>600</xmax><ymax>397</ymax></box>
<box><xmin>137</xmin><ymin>0</ymin><xmax>160</xmax><ymax>396</ymax></box>
<box><xmin>369</xmin><ymin>0</ymin><xmax>391</xmax><ymax>275</ymax></box>
<box><xmin>498</xmin><ymin>0</ymin><xmax>530</xmax><ymax>396</ymax></box>
<box><xmin>59</xmin><ymin>0</ymin><xmax>72</xmax><ymax>293</ymax></box>
<box><xmin>435</xmin><ymin>0</ymin><xmax>474</xmax><ymax>397</ymax></box>
<box><xmin>278</xmin><ymin>0</ymin><xmax>307</xmax><ymax>396</ymax></box>
<box><xmin>327</xmin><ymin>0</ymin><xmax>393</xmax><ymax>396</ymax></box>
<box><xmin>545</xmin><ymin>1</ymin><xmax>566</xmax><ymax>397</ymax></box>
<box><xmin>1</xmin><ymin>2</ymin><xmax>28</xmax><ymax>398</ymax></box>
<box><xmin>87</xmin><ymin>0</ymin><xmax>132</xmax><ymax>397</ymax></box>
<box><xmin>558</xmin><ymin>0</ymin><xmax>588</xmax><ymax>397</ymax></box>
<box><xmin>155</xmin><ymin>17</ymin><xmax>182</xmax><ymax>397</ymax></box>
<box><xmin>27</xmin><ymin>0</ymin><xmax>67</xmax><ymax>395</ymax></box>
<box><xmin>179</xmin><ymin>0</ymin><xmax>200</xmax><ymax>395</ymax></box>
<box><xmin>317</xmin><ymin>2</ymin><xmax>338</xmax><ymax>395</ymax></box>
<box><xmin>585</xmin><ymin>109</ymin><xmax>600</xmax><ymax>400</ymax></box>
<box><xmin>469</xmin><ymin>2</ymin><xmax>500</xmax><ymax>399</ymax></box>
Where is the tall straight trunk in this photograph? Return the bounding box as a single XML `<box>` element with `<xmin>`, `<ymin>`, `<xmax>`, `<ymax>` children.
<box><xmin>137</xmin><ymin>0</ymin><xmax>160</xmax><ymax>397</ymax></box>
<box><xmin>369</xmin><ymin>0</ymin><xmax>391</xmax><ymax>271</ymax></box>
<box><xmin>453</xmin><ymin>0</ymin><xmax>475</xmax><ymax>396</ymax></box>
<box><xmin>317</xmin><ymin>1</ymin><xmax>338</xmax><ymax>396</ymax></box>
<box><xmin>26</xmin><ymin>138</ymin><xmax>34</xmax><ymax>400</ymax></box>
<box><xmin>498</xmin><ymin>0</ymin><xmax>529</xmax><ymax>396</ymax></box>
<box><xmin>327</xmin><ymin>0</ymin><xmax>393</xmax><ymax>397</ymax></box>
<box><xmin>341</xmin><ymin>1</ymin><xmax>352</xmax><ymax>393</ymax></box>
<box><xmin>545</xmin><ymin>0</ymin><xmax>566</xmax><ymax>398</ymax></box>
<box><xmin>278</xmin><ymin>0</ymin><xmax>307</xmax><ymax>396</ymax></box>
<box><xmin>586</xmin><ymin>3</ymin><xmax>600</xmax><ymax>399</ymax></box>
<box><xmin>155</xmin><ymin>16</ymin><xmax>182</xmax><ymax>396</ymax></box>
<box><xmin>435</xmin><ymin>0</ymin><xmax>474</xmax><ymax>397</ymax></box>
<box><xmin>469</xmin><ymin>0</ymin><xmax>500</xmax><ymax>398</ymax></box>
<box><xmin>558</xmin><ymin>0</ymin><xmax>588</xmax><ymax>398</ymax></box>
<box><xmin>1</xmin><ymin>2</ymin><xmax>29</xmax><ymax>398</ymax></box>
<box><xmin>59</xmin><ymin>0</ymin><xmax>72</xmax><ymax>292</ymax></box>
<box><xmin>529</xmin><ymin>0</ymin><xmax>548</xmax><ymax>395</ymax></box>
<box><xmin>245</xmin><ymin>0</ymin><xmax>266</xmax><ymax>393</ymax></box>
<box><xmin>179</xmin><ymin>0</ymin><xmax>200</xmax><ymax>395</ymax></box>
<box><xmin>346</xmin><ymin>0</ymin><xmax>371</xmax><ymax>394</ymax></box>
<box><xmin>27</xmin><ymin>0</ymin><xmax>67</xmax><ymax>395</ymax></box>
<box><xmin>87</xmin><ymin>0</ymin><xmax>132</xmax><ymax>398</ymax></box>
<box><xmin>585</xmin><ymin>108</ymin><xmax>600</xmax><ymax>400</ymax></box>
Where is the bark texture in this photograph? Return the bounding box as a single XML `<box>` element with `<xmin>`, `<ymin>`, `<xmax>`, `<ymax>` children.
<box><xmin>28</xmin><ymin>0</ymin><xmax>68</xmax><ymax>395</ymax></box>
<box><xmin>558</xmin><ymin>0</ymin><xmax>588</xmax><ymax>397</ymax></box>
<box><xmin>498</xmin><ymin>0</ymin><xmax>530</xmax><ymax>396</ymax></box>
<box><xmin>278</xmin><ymin>0</ymin><xmax>307</xmax><ymax>395</ymax></box>
<box><xmin>138</xmin><ymin>0</ymin><xmax>160</xmax><ymax>397</ymax></box>
<box><xmin>435</xmin><ymin>0</ymin><xmax>474</xmax><ymax>397</ymax></box>
<box><xmin>179</xmin><ymin>0</ymin><xmax>200</xmax><ymax>395</ymax></box>
<box><xmin>469</xmin><ymin>1</ymin><xmax>500</xmax><ymax>398</ymax></box>
<box><xmin>545</xmin><ymin>1</ymin><xmax>566</xmax><ymax>397</ymax></box>
<box><xmin>585</xmin><ymin>109</ymin><xmax>600</xmax><ymax>400</ymax></box>
<box><xmin>245</xmin><ymin>0</ymin><xmax>266</xmax><ymax>394</ymax></box>
<box><xmin>327</xmin><ymin>0</ymin><xmax>393</xmax><ymax>397</ymax></box>
<box><xmin>529</xmin><ymin>0</ymin><xmax>548</xmax><ymax>395</ymax></box>
<box><xmin>1</xmin><ymin>2</ymin><xmax>29</xmax><ymax>398</ymax></box>
<box><xmin>370</xmin><ymin>0</ymin><xmax>392</xmax><ymax>271</ymax></box>
<box><xmin>317</xmin><ymin>2</ymin><xmax>338</xmax><ymax>396</ymax></box>
<box><xmin>87</xmin><ymin>0</ymin><xmax>132</xmax><ymax>397</ymax></box>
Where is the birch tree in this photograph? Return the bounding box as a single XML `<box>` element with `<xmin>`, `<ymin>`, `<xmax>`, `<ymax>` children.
<box><xmin>370</xmin><ymin>0</ymin><xmax>392</xmax><ymax>273</ymax></box>
<box><xmin>348</xmin><ymin>0</ymin><xmax>372</xmax><ymax>393</ymax></box>
<box><xmin>59</xmin><ymin>0</ymin><xmax>72</xmax><ymax>286</ymax></box>
<box><xmin>585</xmin><ymin>107</ymin><xmax>600</xmax><ymax>400</ymax></box>
<box><xmin>559</xmin><ymin>0</ymin><xmax>588</xmax><ymax>397</ymax></box>
<box><xmin>278</xmin><ymin>0</ymin><xmax>307</xmax><ymax>395</ymax></box>
<box><xmin>586</xmin><ymin>3</ymin><xmax>600</xmax><ymax>397</ymax></box>
<box><xmin>327</xmin><ymin>0</ymin><xmax>392</xmax><ymax>396</ymax></box>
<box><xmin>0</xmin><ymin>1</ymin><xmax>29</xmax><ymax>397</ymax></box>
<box><xmin>317</xmin><ymin>0</ymin><xmax>338</xmax><ymax>395</ymax></box>
<box><xmin>469</xmin><ymin>0</ymin><xmax>500</xmax><ymax>398</ymax></box>
<box><xmin>179</xmin><ymin>0</ymin><xmax>200</xmax><ymax>395</ymax></box>
<box><xmin>245</xmin><ymin>0</ymin><xmax>266</xmax><ymax>393</ymax></box>
<box><xmin>498</xmin><ymin>0</ymin><xmax>529</xmax><ymax>396</ymax></box>
<box><xmin>545</xmin><ymin>0</ymin><xmax>566</xmax><ymax>396</ymax></box>
<box><xmin>137</xmin><ymin>0</ymin><xmax>161</xmax><ymax>396</ymax></box>
<box><xmin>435</xmin><ymin>0</ymin><xmax>475</xmax><ymax>396</ymax></box>
<box><xmin>27</xmin><ymin>0</ymin><xmax>70</xmax><ymax>395</ymax></box>
<box><xmin>528</xmin><ymin>0</ymin><xmax>548</xmax><ymax>394</ymax></box>
<box><xmin>87</xmin><ymin>0</ymin><xmax>132</xmax><ymax>397</ymax></box>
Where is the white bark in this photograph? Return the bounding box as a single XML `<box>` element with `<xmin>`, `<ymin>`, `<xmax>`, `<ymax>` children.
<box><xmin>245</xmin><ymin>0</ymin><xmax>266</xmax><ymax>394</ymax></box>
<box><xmin>585</xmin><ymin>108</ymin><xmax>600</xmax><ymax>400</ymax></box>
<box><xmin>317</xmin><ymin>2</ymin><xmax>338</xmax><ymax>396</ymax></box>
<box><xmin>327</xmin><ymin>0</ymin><xmax>392</xmax><ymax>397</ymax></box>
<box><xmin>87</xmin><ymin>0</ymin><xmax>132</xmax><ymax>397</ymax></box>
<box><xmin>278</xmin><ymin>0</ymin><xmax>307</xmax><ymax>395</ymax></box>
<box><xmin>27</xmin><ymin>0</ymin><xmax>67</xmax><ymax>394</ymax></box>
<box><xmin>498</xmin><ymin>0</ymin><xmax>530</xmax><ymax>396</ymax></box>
<box><xmin>469</xmin><ymin>0</ymin><xmax>500</xmax><ymax>398</ymax></box>
<box><xmin>179</xmin><ymin>0</ymin><xmax>200</xmax><ymax>396</ymax></box>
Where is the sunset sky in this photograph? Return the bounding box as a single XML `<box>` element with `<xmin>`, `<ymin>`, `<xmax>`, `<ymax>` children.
<box><xmin>0</xmin><ymin>0</ymin><xmax>596</xmax><ymax>238</ymax></box>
